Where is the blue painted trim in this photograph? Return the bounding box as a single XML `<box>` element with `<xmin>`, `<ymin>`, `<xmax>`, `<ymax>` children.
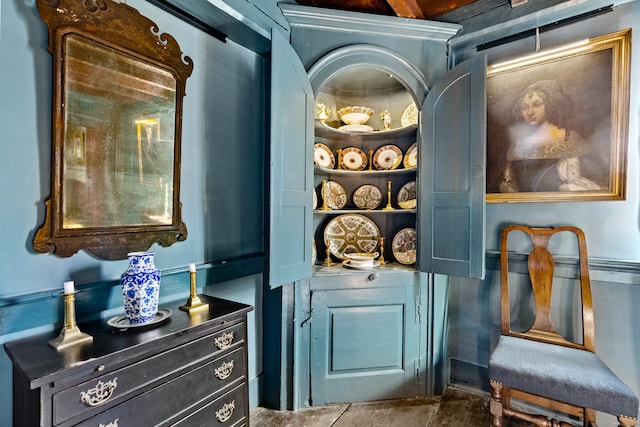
<box><xmin>141</xmin><ymin>0</ymin><xmax>276</xmax><ymax>54</ymax></box>
<box><xmin>485</xmin><ymin>251</ymin><xmax>640</xmax><ymax>285</ymax></box>
<box><xmin>248</xmin><ymin>372</ymin><xmax>263</xmax><ymax>410</ymax></box>
<box><xmin>0</xmin><ymin>256</ymin><xmax>265</xmax><ymax>336</ymax></box>
<box><xmin>280</xmin><ymin>4</ymin><xmax>460</xmax><ymax>41</ymax></box>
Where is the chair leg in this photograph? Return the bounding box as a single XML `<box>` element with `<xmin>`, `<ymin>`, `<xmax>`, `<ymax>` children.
<box><xmin>584</xmin><ymin>408</ymin><xmax>596</xmax><ymax>427</ymax></box>
<box><xmin>618</xmin><ymin>415</ymin><xmax>637</xmax><ymax>427</ymax></box>
<box><xmin>490</xmin><ymin>380</ymin><xmax>504</xmax><ymax>427</ymax></box>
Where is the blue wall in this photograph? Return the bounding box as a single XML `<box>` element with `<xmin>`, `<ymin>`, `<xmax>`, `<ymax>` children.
<box><xmin>447</xmin><ymin>2</ymin><xmax>640</xmax><ymax>424</ymax></box>
<box><xmin>0</xmin><ymin>0</ymin><xmax>275</xmax><ymax>424</ymax></box>
<box><xmin>2</xmin><ymin>0</ymin><xmax>640</xmax><ymax>425</ymax></box>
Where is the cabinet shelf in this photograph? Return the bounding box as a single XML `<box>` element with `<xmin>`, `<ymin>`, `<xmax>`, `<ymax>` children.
<box><xmin>315</xmin><ymin>119</ymin><xmax>417</xmax><ymax>141</ymax></box>
<box><xmin>315</xmin><ymin>165</ymin><xmax>416</xmax><ymax>176</ymax></box>
<box><xmin>313</xmin><ymin>262</ymin><xmax>416</xmax><ymax>276</ymax></box>
<box><xmin>314</xmin><ymin>208</ymin><xmax>415</xmax><ymax>215</ymax></box>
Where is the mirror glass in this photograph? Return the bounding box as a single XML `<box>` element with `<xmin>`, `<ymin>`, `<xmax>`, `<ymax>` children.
<box><xmin>63</xmin><ymin>35</ymin><xmax>176</xmax><ymax>229</ymax></box>
<box><xmin>34</xmin><ymin>0</ymin><xmax>193</xmax><ymax>259</ymax></box>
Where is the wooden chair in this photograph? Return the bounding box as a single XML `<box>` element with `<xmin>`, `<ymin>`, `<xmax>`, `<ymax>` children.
<box><xmin>489</xmin><ymin>225</ymin><xmax>638</xmax><ymax>427</ymax></box>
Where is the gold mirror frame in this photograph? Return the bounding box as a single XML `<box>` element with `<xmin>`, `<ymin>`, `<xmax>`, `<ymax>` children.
<box><xmin>34</xmin><ymin>0</ymin><xmax>193</xmax><ymax>259</ymax></box>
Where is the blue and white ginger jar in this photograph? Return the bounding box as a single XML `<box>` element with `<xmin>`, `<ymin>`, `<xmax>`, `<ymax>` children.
<box><xmin>120</xmin><ymin>252</ymin><xmax>161</xmax><ymax>324</ymax></box>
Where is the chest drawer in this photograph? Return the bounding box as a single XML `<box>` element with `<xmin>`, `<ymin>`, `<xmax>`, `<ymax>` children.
<box><xmin>53</xmin><ymin>322</ymin><xmax>245</xmax><ymax>425</ymax></box>
<box><xmin>171</xmin><ymin>383</ymin><xmax>247</xmax><ymax>427</ymax></box>
<box><xmin>72</xmin><ymin>348</ymin><xmax>246</xmax><ymax>427</ymax></box>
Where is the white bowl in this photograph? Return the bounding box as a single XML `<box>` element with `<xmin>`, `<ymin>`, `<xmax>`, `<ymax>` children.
<box><xmin>344</xmin><ymin>252</ymin><xmax>379</xmax><ymax>267</ymax></box>
<box><xmin>340</xmin><ymin>112</ymin><xmax>371</xmax><ymax>125</ymax></box>
<box><xmin>338</xmin><ymin>106</ymin><xmax>373</xmax><ymax>125</ymax></box>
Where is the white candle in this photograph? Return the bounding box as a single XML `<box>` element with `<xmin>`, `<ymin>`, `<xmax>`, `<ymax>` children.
<box><xmin>63</xmin><ymin>281</ymin><xmax>75</xmax><ymax>295</ymax></box>
<box><xmin>189</xmin><ymin>263</ymin><xmax>196</xmax><ymax>273</ymax></box>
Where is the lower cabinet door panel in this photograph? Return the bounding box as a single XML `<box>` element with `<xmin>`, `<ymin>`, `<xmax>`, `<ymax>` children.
<box><xmin>310</xmin><ymin>283</ymin><xmax>423</xmax><ymax>405</ymax></box>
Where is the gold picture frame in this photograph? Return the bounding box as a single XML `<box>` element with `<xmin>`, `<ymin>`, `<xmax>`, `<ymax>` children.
<box><xmin>486</xmin><ymin>29</ymin><xmax>631</xmax><ymax>203</ymax></box>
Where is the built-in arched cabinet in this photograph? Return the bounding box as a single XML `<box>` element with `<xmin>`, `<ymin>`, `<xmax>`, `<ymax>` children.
<box><xmin>309</xmin><ymin>46</ymin><xmax>427</xmax><ymax>273</ymax></box>
<box><xmin>269</xmin><ymin>5</ymin><xmax>486</xmax><ymax>409</ymax></box>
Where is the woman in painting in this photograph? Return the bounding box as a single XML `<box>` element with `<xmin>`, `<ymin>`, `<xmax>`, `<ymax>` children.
<box><xmin>499</xmin><ymin>80</ymin><xmax>601</xmax><ymax>193</ymax></box>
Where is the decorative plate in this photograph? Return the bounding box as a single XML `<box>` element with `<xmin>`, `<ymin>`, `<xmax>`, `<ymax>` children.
<box><xmin>401</xmin><ymin>102</ymin><xmax>418</xmax><ymax>127</ymax></box>
<box><xmin>107</xmin><ymin>308</ymin><xmax>172</xmax><ymax>329</ymax></box>
<box><xmin>314</xmin><ymin>143</ymin><xmax>335</xmax><ymax>169</ymax></box>
<box><xmin>324</xmin><ymin>214</ymin><xmax>380</xmax><ymax>260</ymax></box>
<box><xmin>313</xmin><ymin>189</ymin><xmax>318</xmax><ymax>210</ymax></box>
<box><xmin>353</xmin><ymin>184</ymin><xmax>383</xmax><ymax>210</ymax></box>
<box><xmin>392</xmin><ymin>228</ymin><xmax>417</xmax><ymax>265</ymax></box>
<box><xmin>323</xmin><ymin>180</ymin><xmax>347</xmax><ymax>210</ymax></box>
<box><xmin>404</xmin><ymin>143</ymin><xmax>418</xmax><ymax>169</ymax></box>
<box><xmin>373</xmin><ymin>145</ymin><xmax>403</xmax><ymax>170</ymax></box>
<box><xmin>342</xmin><ymin>260</ymin><xmax>381</xmax><ymax>270</ymax></box>
<box><xmin>397</xmin><ymin>181</ymin><xmax>416</xmax><ymax>209</ymax></box>
<box><xmin>338</xmin><ymin>124</ymin><xmax>373</xmax><ymax>133</ymax></box>
<box><xmin>312</xmin><ymin>238</ymin><xmax>317</xmax><ymax>265</ymax></box>
<box><xmin>340</xmin><ymin>147</ymin><xmax>367</xmax><ymax>171</ymax></box>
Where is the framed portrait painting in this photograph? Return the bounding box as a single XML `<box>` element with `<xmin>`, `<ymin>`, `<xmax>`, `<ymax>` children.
<box><xmin>486</xmin><ymin>29</ymin><xmax>631</xmax><ymax>203</ymax></box>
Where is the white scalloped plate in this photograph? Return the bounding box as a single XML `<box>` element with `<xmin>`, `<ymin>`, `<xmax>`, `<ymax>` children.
<box><xmin>340</xmin><ymin>147</ymin><xmax>368</xmax><ymax>171</ymax></box>
<box><xmin>373</xmin><ymin>145</ymin><xmax>402</xmax><ymax>170</ymax></box>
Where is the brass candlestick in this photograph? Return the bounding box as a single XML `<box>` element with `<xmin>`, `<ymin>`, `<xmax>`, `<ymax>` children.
<box><xmin>322</xmin><ymin>239</ymin><xmax>336</xmax><ymax>266</ymax></box>
<box><xmin>368</xmin><ymin>149</ymin><xmax>374</xmax><ymax>171</ymax></box>
<box><xmin>180</xmin><ymin>271</ymin><xmax>209</xmax><ymax>313</ymax></box>
<box><xmin>49</xmin><ymin>292</ymin><xmax>93</xmax><ymax>350</ymax></box>
<box><xmin>320</xmin><ymin>180</ymin><xmax>331</xmax><ymax>210</ymax></box>
<box><xmin>383</xmin><ymin>180</ymin><xmax>395</xmax><ymax>210</ymax></box>
<box><xmin>378</xmin><ymin>237</ymin><xmax>387</xmax><ymax>265</ymax></box>
<box><xmin>336</xmin><ymin>149</ymin><xmax>343</xmax><ymax>170</ymax></box>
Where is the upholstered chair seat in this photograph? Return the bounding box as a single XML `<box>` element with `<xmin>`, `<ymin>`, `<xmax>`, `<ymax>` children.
<box><xmin>490</xmin><ymin>335</ymin><xmax>638</xmax><ymax>419</ymax></box>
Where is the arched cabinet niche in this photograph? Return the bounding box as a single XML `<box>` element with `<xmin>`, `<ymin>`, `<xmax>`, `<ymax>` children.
<box><xmin>308</xmin><ymin>45</ymin><xmax>428</xmax><ymax>271</ymax></box>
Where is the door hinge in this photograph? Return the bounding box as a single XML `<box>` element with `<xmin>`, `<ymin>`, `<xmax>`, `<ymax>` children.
<box><xmin>415</xmin><ymin>357</ymin><xmax>421</xmax><ymax>384</ymax></box>
<box><xmin>415</xmin><ymin>297</ymin><xmax>422</xmax><ymax>323</ymax></box>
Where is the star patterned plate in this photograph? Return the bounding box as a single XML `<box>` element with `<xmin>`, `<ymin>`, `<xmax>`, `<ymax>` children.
<box><xmin>324</xmin><ymin>214</ymin><xmax>380</xmax><ymax>260</ymax></box>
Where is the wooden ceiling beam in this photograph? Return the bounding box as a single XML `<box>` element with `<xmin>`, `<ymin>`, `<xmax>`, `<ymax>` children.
<box><xmin>384</xmin><ymin>0</ymin><xmax>425</xmax><ymax>18</ymax></box>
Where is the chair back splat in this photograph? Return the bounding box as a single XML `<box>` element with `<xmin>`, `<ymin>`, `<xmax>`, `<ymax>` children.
<box><xmin>490</xmin><ymin>225</ymin><xmax>638</xmax><ymax>427</ymax></box>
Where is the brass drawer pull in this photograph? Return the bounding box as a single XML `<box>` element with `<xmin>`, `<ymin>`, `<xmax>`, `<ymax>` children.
<box><xmin>214</xmin><ymin>332</ymin><xmax>234</xmax><ymax>350</ymax></box>
<box><xmin>215</xmin><ymin>400</ymin><xmax>235</xmax><ymax>423</ymax></box>
<box><xmin>214</xmin><ymin>360</ymin><xmax>235</xmax><ymax>380</ymax></box>
<box><xmin>98</xmin><ymin>419</ymin><xmax>119</xmax><ymax>427</ymax></box>
<box><xmin>80</xmin><ymin>378</ymin><xmax>118</xmax><ymax>407</ymax></box>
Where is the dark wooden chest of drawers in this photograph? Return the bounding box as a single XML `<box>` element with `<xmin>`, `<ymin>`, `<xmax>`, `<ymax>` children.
<box><xmin>4</xmin><ymin>296</ymin><xmax>252</xmax><ymax>427</ymax></box>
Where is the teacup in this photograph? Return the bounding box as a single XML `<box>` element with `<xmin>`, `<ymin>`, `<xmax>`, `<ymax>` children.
<box><xmin>344</xmin><ymin>252</ymin><xmax>379</xmax><ymax>267</ymax></box>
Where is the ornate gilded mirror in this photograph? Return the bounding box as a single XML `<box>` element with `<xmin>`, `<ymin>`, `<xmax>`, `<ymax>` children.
<box><xmin>34</xmin><ymin>0</ymin><xmax>193</xmax><ymax>259</ymax></box>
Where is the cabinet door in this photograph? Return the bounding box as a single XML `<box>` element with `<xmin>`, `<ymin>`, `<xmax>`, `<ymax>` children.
<box><xmin>418</xmin><ymin>55</ymin><xmax>486</xmax><ymax>279</ymax></box>
<box><xmin>268</xmin><ymin>30</ymin><xmax>314</xmax><ymax>288</ymax></box>
<box><xmin>310</xmin><ymin>281</ymin><xmax>424</xmax><ymax>405</ymax></box>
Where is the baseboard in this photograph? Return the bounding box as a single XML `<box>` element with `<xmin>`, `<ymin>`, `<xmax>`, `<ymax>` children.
<box><xmin>448</xmin><ymin>358</ymin><xmax>490</xmax><ymax>392</ymax></box>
